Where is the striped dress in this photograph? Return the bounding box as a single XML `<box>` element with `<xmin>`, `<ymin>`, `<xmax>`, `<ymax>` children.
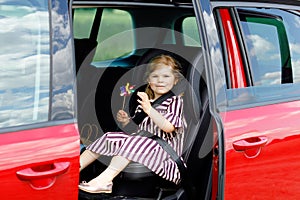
<box><xmin>86</xmin><ymin>95</ymin><xmax>185</xmax><ymax>184</ymax></box>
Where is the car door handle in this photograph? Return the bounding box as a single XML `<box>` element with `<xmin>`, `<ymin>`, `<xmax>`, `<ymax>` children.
<box><xmin>232</xmin><ymin>136</ymin><xmax>268</xmax><ymax>151</ymax></box>
<box><xmin>16</xmin><ymin>162</ymin><xmax>70</xmax><ymax>190</ymax></box>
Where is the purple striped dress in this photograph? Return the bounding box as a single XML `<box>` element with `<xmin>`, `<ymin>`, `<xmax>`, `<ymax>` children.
<box><xmin>86</xmin><ymin>95</ymin><xmax>185</xmax><ymax>184</ymax></box>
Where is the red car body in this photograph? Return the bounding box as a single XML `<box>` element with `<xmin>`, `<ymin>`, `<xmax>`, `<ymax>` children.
<box><xmin>221</xmin><ymin>102</ymin><xmax>300</xmax><ymax>199</ymax></box>
<box><xmin>0</xmin><ymin>124</ymin><xmax>79</xmax><ymax>199</ymax></box>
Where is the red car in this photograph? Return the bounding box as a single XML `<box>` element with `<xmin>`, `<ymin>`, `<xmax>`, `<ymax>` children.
<box><xmin>2</xmin><ymin>0</ymin><xmax>300</xmax><ymax>199</ymax></box>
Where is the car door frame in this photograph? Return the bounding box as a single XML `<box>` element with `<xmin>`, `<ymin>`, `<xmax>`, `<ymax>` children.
<box><xmin>194</xmin><ymin>0</ymin><xmax>300</xmax><ymax>199</ymax></box>
<box><xmin>0</xmin><ymin>0</ymin><xmax>80</xmax><ymax>199</ymax></box>
<box><xmin>209</xmin><ymin>1</ymin><xmax>300</xmax><ymax>199</ymax></box>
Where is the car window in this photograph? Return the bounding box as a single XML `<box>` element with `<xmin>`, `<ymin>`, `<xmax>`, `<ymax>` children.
<box><xmin>182</xmin><ymin>16</ymin><xmax>201</xmax><ymax>47</ymax></box>
<box><xmin>0</xmin><ymin>0</ymin><xmax>50</xmax><ymax>129</ymax></box>
<box><xmin>73</xmin><ymin>8</ymin><xmax>134</xmax><ymax>61</ymax></box>
<box><xmin>73</xmin><ymin>8</ymin><xmax>96</xmax><ymax>39</ymax></box>
<box><xmin>216</xmin><ymin>6</ymin><xmax>300</xmax><ymax>109</ymax></box>
<box><xmin>238</xmin><ymin>8</ymin><xmax>299</xmax><ymax>86</ymax></box>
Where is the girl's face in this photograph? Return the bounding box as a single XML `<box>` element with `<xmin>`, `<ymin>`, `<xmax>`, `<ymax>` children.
<box><xmin>148</xmin><ymin>64</ymin><xmax>177</xmax><ymax>99</ymax></box>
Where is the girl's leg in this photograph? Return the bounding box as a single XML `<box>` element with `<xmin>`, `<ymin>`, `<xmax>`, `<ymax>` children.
<box><xmin>79</xmin><ymin>155</ymin><xmax>130</xmax><ymax>193</ymax></box>
<box><xmin>81</xmin><ymin>155</ymin><xmax>130</xmax><ymax>189</ymax></box>
<box><xmin>80</xmin><ymin>149</ymin><xmax>100</xmax><ymax>171</ymax></box>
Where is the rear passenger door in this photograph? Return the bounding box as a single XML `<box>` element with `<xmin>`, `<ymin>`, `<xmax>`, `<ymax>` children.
<box><xmin>213</xmin><ymin>3</ymin><xmax>300</xmax><ymax>200</ymax></box>
<box><xmin>0</xmin><ymin>0</ymin><xmax>79</xmax><ymax>199</ymax></box>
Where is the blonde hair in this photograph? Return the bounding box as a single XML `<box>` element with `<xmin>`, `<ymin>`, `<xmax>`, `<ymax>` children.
<box><xmin>144</xmin><ymin>54</ymin><xmax>183</xmax><ymax>99</ymax></box>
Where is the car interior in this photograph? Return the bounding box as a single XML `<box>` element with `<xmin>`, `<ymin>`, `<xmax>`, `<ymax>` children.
<box><xmin>72</xmin><ymin>1</ymin><xmax>214</xmax><ymax>199</ymax></box>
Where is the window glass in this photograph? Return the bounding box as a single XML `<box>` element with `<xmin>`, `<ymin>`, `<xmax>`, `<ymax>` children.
<box><xmin>73</xmin><ymin>8</ymin><xmax>133</xmax><ymax>61</ymax></box>
<box><xmin>221</xmin><ymin>7</ymin><xmax>300</xmax><ymax>110</ymax></box>
<box><xmin>0</xmin><ymin>0</ymin><xmax>50</xmax><ymax>128</ymax></box>
<box><xmin>238</xmin><ymin>8</ymin><xmax>300</xmax><ymax>86</ymax></box>
<box><xmin>95</xmin><ymin>8</ymin><xmax>134</xmax><ymax>61</ymax></box>
<box><xmin>182</xmin><ymin>17</ymin><xmax>201</xmax><ymax>47</ymax></box>
<box><xmin>73</xmin><ymin>8</ymin><xmax>96</xmax><ymax>38</ymax></box>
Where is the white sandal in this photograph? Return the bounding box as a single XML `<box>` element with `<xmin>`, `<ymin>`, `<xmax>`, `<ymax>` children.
<box><xmin>79</xmin><ymin>180</ymin><xmax>113</xmax><ymax>194</ymax></box>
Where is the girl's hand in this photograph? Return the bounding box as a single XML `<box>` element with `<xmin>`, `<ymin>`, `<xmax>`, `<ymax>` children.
<box><xmin>137</xmin><ymin>92</ymin><xmax>175</xmax><ymax>133</ymax></box>
<box><xmin>137</xmin><ymin>92</ymin><xmax>152</xmax><ymax>115</ymax></box>
<box><xmin>117</xmin><ymin>110</ymin><xmax>130</xmax><ymax>126</ymax></box>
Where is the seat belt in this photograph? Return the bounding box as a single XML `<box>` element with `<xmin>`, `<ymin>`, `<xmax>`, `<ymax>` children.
<box><xmin>133</xmin><ymin>129</ymin><xmax>187</xmax><ymax>183</ymax></box>
<box><xmin>131</xmin><ymin>90</ymin><xmax>187</xmax><ymax>182</ymax></box>
<box><xmin>131</xmin><ymin>90</ymin><xmax>175</xmax><ymax>125</ymax></box>
<box><xmin>149</xmin><ymin>134</ymin><xmax>187</xmax><ymax>181</ymax></box>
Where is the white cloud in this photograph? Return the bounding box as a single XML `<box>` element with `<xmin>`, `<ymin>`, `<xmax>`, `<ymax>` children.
<box><xmin>51</xmin><ymin>0</ymin><xmax>71</xmax><ymax>51</ymax></box>
<box><xmin>247</xmin><ymin>34</ymin><xmax>278</xmax><ymax>61</ymax></box>
<box><xmin>290</xmin><ymin>43</ymin><xmax>300</xmax><ymax>54</ymax></box>
<box><xmin>292</xmin><ymin>59</ymin><xmax>300</xmax><ymax>83</ymax></box>
<box><xmin>203</xmin><ymin>11</ymin><xmax>219</xmax><ymax>46</ymax></box>
<box><xmin>294</xmin><ymin>15</ymin><xmax>300</xmax><ymax>28</ymax></box>
<box><xmin>0</xmin><ymin>4</ymin><xmax>73</xmax><ymax>127</ymax></box>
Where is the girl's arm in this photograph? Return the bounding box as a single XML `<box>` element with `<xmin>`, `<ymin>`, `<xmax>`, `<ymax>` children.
<box><xmin>137</xmin><ymin>92</ymin><xmax>175</xmax><ymax>133</ymax></box>
<box><xmin>148</xmin><ymin>107</ymin><xmax>175</xmax><ymax>132</ymax></box>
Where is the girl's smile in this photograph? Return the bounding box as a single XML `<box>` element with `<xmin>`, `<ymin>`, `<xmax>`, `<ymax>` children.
<box><xmin>148</xmin><ymin>64</ymin><xmax>177</xmax><ymax>99</ymax></box>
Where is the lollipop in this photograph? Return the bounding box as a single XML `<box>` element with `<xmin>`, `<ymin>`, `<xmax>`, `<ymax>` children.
<box><xmin>120</xmin><ymin>82</ymin><xmax>135</xmax><ymax>110</ymax></box>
